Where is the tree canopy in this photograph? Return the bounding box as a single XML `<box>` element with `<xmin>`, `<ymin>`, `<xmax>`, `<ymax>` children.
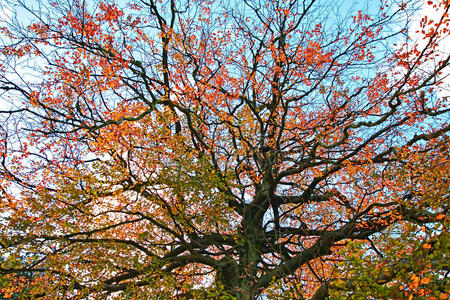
<box><xmin>0</xmin><ymin>0</ymin><xmax>448</xmax><ymax>298</ymax></box>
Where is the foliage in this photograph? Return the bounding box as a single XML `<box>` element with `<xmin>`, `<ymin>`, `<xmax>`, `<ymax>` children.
<box><xmin>0</xmin><ymin>0</ymin><xmax>449</xmax><ymax>298</ymax></box>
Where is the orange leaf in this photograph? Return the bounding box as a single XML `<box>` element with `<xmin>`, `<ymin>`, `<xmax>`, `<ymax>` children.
<box><xmin>436</xmin><ymin>214</ymin><xmax>446</xmax><ymax>220</ymax></box>
<box><xmin>421</xmin><ymin>277</ymin><xmax>431</xmax><ymax>285</ymax></box>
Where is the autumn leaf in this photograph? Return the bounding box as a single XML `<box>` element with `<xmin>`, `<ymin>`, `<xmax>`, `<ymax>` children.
<box><xmin>0</xmin><ymin>0</ymin><xmax>449</xmax><ymax>299</ymax></box>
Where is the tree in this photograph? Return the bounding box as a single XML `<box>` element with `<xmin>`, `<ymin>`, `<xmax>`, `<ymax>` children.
<box><xmin>0</xmin><ymin>0</ymin><xmax>448</xmax><ymax>298</ymax></box>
